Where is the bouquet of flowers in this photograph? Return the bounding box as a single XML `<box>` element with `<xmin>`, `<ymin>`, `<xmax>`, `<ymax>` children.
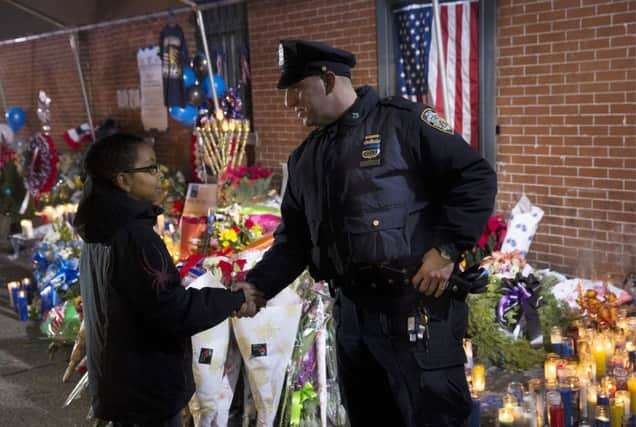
<box><xmin>32</xmin><ymin>221</ymin><xmax>82</xmax><ymax>316</ymax></box>
<box><xmin>209</xmin><ymin>205</ymin><xmax>265</xmax><ymax>256</ymax></box>
<box><xmin>217</xmin><ymin>166</ymin><xmax>273</xmax><ymax>205</ymax></box>
<box><xmin>159</xmin><ymin>164</ymin><xmax>186</xmax><ymax>218</ymax></box>
<box><xmin>480</xmin><ymin>250</ymin><xmax>529</xmax><ymax>278</ymax></box>
<box><xmin>463</xmin><ymin>214</ymin><xmax>507</xmax><ymax>268</ymax></box>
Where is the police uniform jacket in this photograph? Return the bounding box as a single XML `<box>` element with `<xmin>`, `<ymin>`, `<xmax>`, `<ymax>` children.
<box><xmin>247</xmin><ymin>86</ymin><xmax>497</xmax><ymax>368</ymax></box>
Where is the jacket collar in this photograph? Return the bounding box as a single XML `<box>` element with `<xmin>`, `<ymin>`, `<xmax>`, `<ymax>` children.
<box><xmin>74</xmin><ymin>179</ymin><xmax>163</xmax><ymax>243</ymax></box>
<box><xmin>337</xmin><ymin>85</ymin><xmax>379</xmax><ymax>127</ymax></box>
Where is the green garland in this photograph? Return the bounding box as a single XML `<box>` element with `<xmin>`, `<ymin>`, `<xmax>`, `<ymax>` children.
<box><xmin>467</xmin><ymin>275</ymin><xmax>574</xmax><ymax>370</ymax></box>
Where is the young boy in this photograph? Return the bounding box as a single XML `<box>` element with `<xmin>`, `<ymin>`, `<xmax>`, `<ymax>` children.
<box><xmin>74</xmin><ymin>134</ymin><xmax>264</xmax><ymax>426</ymax></box>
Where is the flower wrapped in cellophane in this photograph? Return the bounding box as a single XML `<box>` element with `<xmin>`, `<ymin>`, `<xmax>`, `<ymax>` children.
<box><xmin>232</xmin><ymin>286</ymin><xmax>303</xmax><ymax>427</ymax></box>
<box><xmin>187</xmin><ymin>270</ymin><xmax>243</xmax><ymax>427</ymax></box>
<box><xmin>277</xmin><ymin>277</ymin><xmax>347</xmax><ymax>427</ymax></box>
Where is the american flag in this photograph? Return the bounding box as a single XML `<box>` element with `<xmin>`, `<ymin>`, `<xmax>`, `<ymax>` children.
<box><xmin>394</xmin><ymin>0</ymin><xmax>479</xmax><ymax>149</ymax></box>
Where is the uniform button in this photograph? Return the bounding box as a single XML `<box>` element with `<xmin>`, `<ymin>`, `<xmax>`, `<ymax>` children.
<box><xmin>372</xmin><ymin>219</ymin><xmax>380</xmax><ymax>227</ymax></box>
<box><xmin>452</xmin><ymin>285</ymin><xmax>459</xmax><ymax>292</ymax></box>
<box><xmin>370</xmin><ymin>282</ymin><xmax>377</xmax><ymax>288</ymax></box>
<box><xmin>388</xmin><ymin>279</ymin><xmax>394</xmax><ymax>285</ymax></box>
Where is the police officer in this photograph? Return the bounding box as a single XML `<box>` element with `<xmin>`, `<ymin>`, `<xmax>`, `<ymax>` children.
<box><xmin>242</xmin><ymin>40</ymin><xmax>497</xmax><ymax>426</ymax></box>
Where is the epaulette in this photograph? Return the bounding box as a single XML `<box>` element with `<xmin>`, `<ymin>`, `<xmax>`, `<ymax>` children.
<box><xmin>380</xmin><ymin>96</ymin><xmax>420</xmax><ymax>111</ymax></box>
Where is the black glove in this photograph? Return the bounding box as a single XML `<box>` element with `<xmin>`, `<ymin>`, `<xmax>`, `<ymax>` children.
<box><xmin>448</xmin><ymin>264</ymin><xmax>489</xmax><ymax>299</ymax></box>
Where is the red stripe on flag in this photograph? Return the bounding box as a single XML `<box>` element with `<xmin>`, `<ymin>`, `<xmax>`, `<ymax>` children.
<box><xmin>470</xmin><ymin>1</ymin><xmax>479</xmax><ymax>150</ymax></box>
<box><xmin>435</xmin><ymin>6</ymin><xmax>449</xmax><ymax>118</ymax></box>
<box><xmin>454</xmin><ymin>3</ymin><xmax>464</xmax><ymax>137</ymax></box>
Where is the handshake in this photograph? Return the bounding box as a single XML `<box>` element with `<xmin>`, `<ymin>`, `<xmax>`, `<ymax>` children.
<box><xmin>231</xmin><ymin>282</ymin><xmax>267</xmax><ymax>318</ymax></box>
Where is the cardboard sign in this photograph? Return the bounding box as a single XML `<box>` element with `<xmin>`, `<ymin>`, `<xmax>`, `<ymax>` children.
<box><xmin>179</xmin><ymin>183</ymin><xmax>217</xmax><ymax>259</ymax></box>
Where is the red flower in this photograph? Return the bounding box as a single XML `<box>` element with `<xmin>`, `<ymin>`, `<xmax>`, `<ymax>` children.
<box><xmin>217</xmin><ymin>260</ymin><xmax>233</xmax><ymax>279</ymax></box>
<box><xmin>245</xmin><ymin>218</ymin><xmax>255</xmax><ymax>229</ymax></box>
<box><xmin>231</xmin><ymin>225</ymin><xmax>241</xmax><ymax>234</ymax></box>
<box><xmin>171</xmin><ymin>199</ymin><xmax>184</xmax><ymax>216</ymax></box>
<box><xmin>477</xmin><ymin>214</ymin><xmax>507</xmax><ymax>250</ymax></box>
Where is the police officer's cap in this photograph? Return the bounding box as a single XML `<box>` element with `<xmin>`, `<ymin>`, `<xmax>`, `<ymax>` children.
<box><xmin>277</xmin><ymin>40</ymin><xmax>356</xmax><ymax>89</ymax></box>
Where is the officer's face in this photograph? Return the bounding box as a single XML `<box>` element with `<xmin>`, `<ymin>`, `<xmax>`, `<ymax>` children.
<box><xmin>284</xmin><ymin>76</ymin><xmax>329</xmax><ymax>127</ymax></box>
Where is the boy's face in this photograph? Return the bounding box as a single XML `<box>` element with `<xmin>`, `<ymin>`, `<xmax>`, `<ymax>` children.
<box><xmin>118</xmin><ymin>144</ymin><xmax>163</xmax><ymax>204</ymax></box>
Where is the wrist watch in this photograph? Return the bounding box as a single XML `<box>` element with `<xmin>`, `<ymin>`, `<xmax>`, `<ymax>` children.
<box><xmin>435</xmin><ymin>245</ymin><xmax>457</xmax><ymax>263</ymax></box>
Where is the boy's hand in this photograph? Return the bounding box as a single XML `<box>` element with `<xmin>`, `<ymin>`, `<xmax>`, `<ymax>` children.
<box><xmin>231</xmin><ymin>282</ymin><xmax>266</xmax><ymax>317</ymax></box>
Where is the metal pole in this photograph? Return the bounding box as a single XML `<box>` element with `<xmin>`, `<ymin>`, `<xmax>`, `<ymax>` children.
<box><xmin>432</xmin><ymin>0</ymin><xmax>451</xmax><ymax>126</ymax></box>
<box><xmin>69</xmin><ymin>33</ymin><xmax>96</xmax><ymax>142</ymax></box>
<box><xmin>195</xmin><ymin>9</ymin><xmax>221</xmax><ymax>113</ymax></box>
<box><xmin>0</xmin><ymin>78</ymin><xmax>8</xmax><ymax>113</ymax></box>
<box><xmin>179</xmin><ymin>0</ymin><xmax>221</xmax><ymax>113</ymax></box>
<box><xmin>2</xmin><ymin>0</ymin><xmax>66</xmax><ymax>29</ymax></box>
<box><xmin>0</xmin><ymin>0</ymin><xmax>243</xmax><ymax>47</ymax></box>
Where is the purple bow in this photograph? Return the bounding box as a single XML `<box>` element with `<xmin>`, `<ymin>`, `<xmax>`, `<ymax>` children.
<box><xmin>495</xmin><ymin>274</ymin><xmax>542</xmax><ymax>329</ymax></box>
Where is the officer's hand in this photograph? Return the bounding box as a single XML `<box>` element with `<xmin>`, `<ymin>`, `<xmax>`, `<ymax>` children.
<box><xmin>231</xmin><ymin>282</ymin><xmax>266</xmax><ymax>317</ymax></box>
<box><xmin>411</xmin><ymin>248</ymin><xmax>454</xmax><ymax>298</ymax></box>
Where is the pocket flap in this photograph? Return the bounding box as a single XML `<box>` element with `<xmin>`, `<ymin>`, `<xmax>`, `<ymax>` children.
<box><xmin>344</xmin><ymin>209</ymin><xmax>406</xmax><ymax>234</ymax></box>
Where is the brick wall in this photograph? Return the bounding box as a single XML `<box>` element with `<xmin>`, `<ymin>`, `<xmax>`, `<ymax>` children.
<box><xmin>0</xmin><ymin>12</ymin><xmax>197</xmax><ymax>176</ymax></box>
<box><xmin>247</xmin><ymin>0</ymin><xmax>378</xmax><ymax>178</ymax></box>
<box><xmin>1</xmin><ymin>1</ymin><xmax>633</xmax><ymax>280</ymax></box>
<box><xmin>496</xmin><ymin>0</ymin><xmax>636</xmax><ymax>280</ymax></box>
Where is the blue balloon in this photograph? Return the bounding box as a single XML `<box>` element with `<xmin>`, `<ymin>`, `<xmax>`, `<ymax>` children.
<box><xmin>5</xmin><ymin>107</ymin><xmax>25</xmax><ymax>132</ymax></box>
<box><xmin>169</xmin><ymin>104</ymin><xmax>198</xmax><ymax>127</ymax></box>
<box><xmin>202</xmin><ymin>74</ymin><xmax>226</xmax><ymax>99</ymax></box>
<box><xmin>183</xmin><ymin>67</ymin><xmax>197</xmax><ymax>89</ymax></box>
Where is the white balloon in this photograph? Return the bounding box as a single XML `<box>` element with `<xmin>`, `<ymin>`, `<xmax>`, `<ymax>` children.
<box><xmin>0</xmin><ymin>123</ymin><xmax>15</xmax><ymax>144</ymax></box>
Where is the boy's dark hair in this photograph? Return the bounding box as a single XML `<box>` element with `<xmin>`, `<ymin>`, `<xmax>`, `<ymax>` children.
<box><xmin>83</xmin><ymin>133</ymin><xmax>147</xmax><ymax>181</ymax></box>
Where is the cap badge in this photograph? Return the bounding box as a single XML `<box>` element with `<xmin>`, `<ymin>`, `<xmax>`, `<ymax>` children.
<box><xmin>278</xmin><ymin>43</ymin><xmax>285</xmax><ymax>67</ymax></box>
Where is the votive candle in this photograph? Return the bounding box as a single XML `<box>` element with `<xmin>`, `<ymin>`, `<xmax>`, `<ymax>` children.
<box><xmin>6</xmin><ymin>281</ymin><xmax>19</xmax><ymax>308</ymax></box>
<box><xmin>627</xmin><ymin>373</ymin><xmax>636</xmax><ymax>414</ymax></box>
<box><xmin>545</xmin><ymin>353</ymin><xmax>559</xmax><ymax>382</ymax></box>
<box><xmin>615</xmin><ymin>390</ymin><xmax>631</xmax><ymax>419</ymax></box>
<box><xmin>594</xmin><ymin>338</ymin><xmax>608</xmax><ymax>378</ymax></box>
<box><xmin>609</xmin><ymin>399</ymin><xmax>624</xmax><ymax>427</ymax></box>
<box><xmin>498</xmin><ymin>407</ymin><xmax>514</xmax><ymax>427</ymax></box>
<box><xmin>472</xmin><ymin>364</ymin><xmax>485</xmax><ymax>394</ymax></box>
<box><xmin>16</xmin><ymin>290</ymin><xmax>27</xmax><ymax>321</ymax></box>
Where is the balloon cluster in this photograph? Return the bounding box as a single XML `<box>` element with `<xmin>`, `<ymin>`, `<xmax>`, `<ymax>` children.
<box><xmin>219</xmin><ymin>88</ymin><xmax>245</xmax><ymax>119</ymax></box>
<box><xmin>169</xmin><ymin>53</ymin><xmax>227</xmax><ymax>127</ymax></box>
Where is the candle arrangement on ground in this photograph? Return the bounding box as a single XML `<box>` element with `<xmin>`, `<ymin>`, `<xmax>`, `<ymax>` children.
<box><xmin>468</xmin><ymin>300</ymin><xmax>636</xmax><ymax>426</ymax></box>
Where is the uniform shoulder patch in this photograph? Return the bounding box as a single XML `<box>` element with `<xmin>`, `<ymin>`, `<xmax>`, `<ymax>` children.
<box><xmin>420</xmin><ymin>107</ymin><xmax>454</xmax><ymax>135</ymax></box>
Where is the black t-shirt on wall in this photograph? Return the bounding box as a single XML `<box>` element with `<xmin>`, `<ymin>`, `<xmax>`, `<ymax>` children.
<box><xmin>159</xmin><ymin>24</ymin><xmax>188</xmax><ymax>107</ymax></box>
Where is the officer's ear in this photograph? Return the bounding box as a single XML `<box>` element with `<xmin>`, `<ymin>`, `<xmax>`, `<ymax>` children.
<box><xmin>321</xmin><ymin>72</ymin><xmax>336</xmax><ymax>95</ymax></box>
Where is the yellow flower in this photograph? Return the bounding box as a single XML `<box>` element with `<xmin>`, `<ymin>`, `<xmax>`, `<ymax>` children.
<box><xmin>222</xmin><ymin>240</ymin><xmax>230</xmax><ymax>248</ymax></box>
<box><xmin>220</xmin><ymin>228</ymin><xmax>238</xmax><ymax>242</ymax></box>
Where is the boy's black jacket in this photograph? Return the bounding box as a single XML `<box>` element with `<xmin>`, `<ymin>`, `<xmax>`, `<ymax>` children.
<box><xmin>74</xmin><ymin>179</ymin><xmax>244</xmax><ymax>423</ymax></box>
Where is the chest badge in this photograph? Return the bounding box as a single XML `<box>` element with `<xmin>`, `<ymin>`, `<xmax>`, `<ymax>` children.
<box><xmin>360</xmin><ymin>134</ymin><xmax>381</xmax><ymax>167</ymax></box>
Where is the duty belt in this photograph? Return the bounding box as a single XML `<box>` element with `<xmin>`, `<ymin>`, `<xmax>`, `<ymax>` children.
<box><xmin>331</xmin><ymin>262</ymin><xmax>471</xmax><ymax>296</ymax></box>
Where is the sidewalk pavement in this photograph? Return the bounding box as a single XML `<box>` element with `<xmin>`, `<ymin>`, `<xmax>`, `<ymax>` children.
<box><xmin>0</xmin><ymin>243</ymin><xmax>90</xmax><ymax>426</ymax></box>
